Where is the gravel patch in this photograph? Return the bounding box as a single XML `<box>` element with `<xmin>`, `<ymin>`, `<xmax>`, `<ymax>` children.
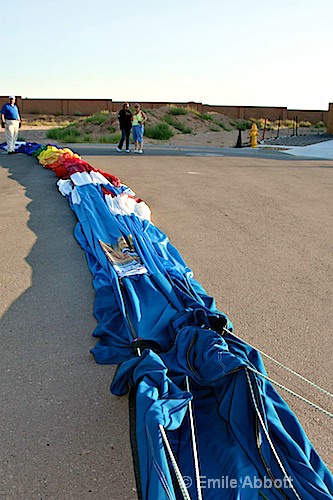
<box><xmin>263</xmin><ymin>133</ymin><xmax>332</xmax><ymax>147</ymax></box>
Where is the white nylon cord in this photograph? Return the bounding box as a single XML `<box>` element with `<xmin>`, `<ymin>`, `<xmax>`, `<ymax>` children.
<box><xmin>247</xmin><ymin>367</ymin><xmax>333</xmax><ymax>418</ymax></box>
<box><xmin>223</xmin><ymin>328</ymin><xmax>333</xmax><ymax>399</ymax></box>
<box><xmin>159</xmin><ymin>425</ymin><xmax>191</xmax><ymax>500</ymax></box>
<box><xmin>185</xmin><ymin>376</ymin><xmax>203</xmax><ymax>500</ymax></box>
<box><xmin>245</xmin><ymin>369</ymin><xmax>302</xmax><ymax>500</ymax></box>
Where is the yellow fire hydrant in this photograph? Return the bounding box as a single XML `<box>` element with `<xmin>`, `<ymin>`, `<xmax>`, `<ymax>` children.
<box><xmin>249</xmin><ymin>123</ymin><xmax>259</xmax><ymax>148</ymax></box>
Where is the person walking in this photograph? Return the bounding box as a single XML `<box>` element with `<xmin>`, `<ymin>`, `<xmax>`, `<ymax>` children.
<box><xmin>1</xmin><ymin>96</ymin><xmax>21</xmax><ymax>154</ymax></box>
<box><xmin>132</xmin><ymin>103</ymin><xmax>147</xmax><ymax>154</ymax></box>
<box><xmin>117</xmin><ymin>102</ymin><xmax>132</xmax><ymax>153</ymax></box>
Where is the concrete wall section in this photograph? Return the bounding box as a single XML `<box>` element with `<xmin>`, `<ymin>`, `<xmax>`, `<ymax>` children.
<box><xmin>203</xmin><ymin>105</ymin><xmax>288</xmax><ymax>121</ymax></box>
<box><xmin>22</xmin><ymin>99</ymin><xmax>63</xmax><ymax>114</ymax></box>
<box><xmin>112</xmin><ymin>101</ymin><xmax>204</xmax><ymax>112</ymax></box>
<box><xmin>0</xmin><ymin>97</ymin><xmax>331</xmax><ymax>125</ymax></box>
<box><xmin>202</xmin><ymin>105</ymin><xmax>245</xmax><ymax>119</ymax></box>
<box><xmin>287</xmin><ymin>109</ymin><xmax>327</xmax><ymax>123</ymax></box>
<box><xmin>17</xmin><ymin>99</ymin><xmax>113</xmax><ymax>115</ymax></box>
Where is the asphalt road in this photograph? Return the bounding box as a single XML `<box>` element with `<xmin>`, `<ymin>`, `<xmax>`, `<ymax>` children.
<box><xmin>0</xmin><ymin>149</ymin><xmax>332</xmax><ymax>499</ymax></box>
<box><xmin>73</xmin><ymin>143</ymin><xmax>321</xmax><ymax>161</ymax></box>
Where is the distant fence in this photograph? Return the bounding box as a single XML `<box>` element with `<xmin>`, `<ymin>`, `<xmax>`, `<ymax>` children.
<box><xmin>258</xmin><ymin>124</ymin><xmax>328</xmax><ymax>143</ymax></box>
<box><xmin>0</xmin><ymin>97</ymin><xmax>331</xmax><ymax>128</ymax></box>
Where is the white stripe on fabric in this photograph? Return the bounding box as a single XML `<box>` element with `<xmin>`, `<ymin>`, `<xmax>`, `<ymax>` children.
<box><xmin>71</xmin><ymin>188</ymin><xmax>81</xmax><ymax>205</ymax></box>
<box><xmin>119</xmin><ymin>196</ymin><xmax>151</xmax><ymax>220</ymax></box>
<box><xmin>104</xmin><ymin>195</ymin><xmax>124</xmax><ymax>216</ymax></box>
<box><xmin>104</xmin><ymin>193</ymin><xmax>151</xmax><ymax>220</ymax></box>
<box><xmin>57</xmin><ymin>179</ymin><xmax>73</xmax><ymax>197</ymax></box>
<box><xmin>90</xmin><ymin>170</ymin><xmax>110</xmax><ymax>185</ymax></box>
<box><xmin>71</xmin><ymin>171</ymin><xmax>93</xmax><ymax>186</ymax></box>
<box><xmin>135</xmin><ymin>202</ymin><xmax>151</xmax><ymax>221</ymax></box>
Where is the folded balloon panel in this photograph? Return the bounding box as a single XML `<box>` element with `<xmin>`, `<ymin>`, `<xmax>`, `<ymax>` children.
<box><xmin>4</xmin><ymin>142</ymin><xmax>331</xmax><ymax>500</ymax></box>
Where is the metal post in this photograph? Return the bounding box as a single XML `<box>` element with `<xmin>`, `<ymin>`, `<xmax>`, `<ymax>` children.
<box><xmin>261</xmin><ymin>118</ymin><xmax>267</xmax><ymax>142</ymax></box>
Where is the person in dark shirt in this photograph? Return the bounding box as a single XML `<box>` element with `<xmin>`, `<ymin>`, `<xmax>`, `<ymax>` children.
<box><xmin>117</xmin><ymin>102</ymin><xmax>132</xmax><ymax>153</ymax></box>
<box><xmin>1</xmin><ymin>96</ymin><xmax>21</xmax><ymax>154</ymax></box>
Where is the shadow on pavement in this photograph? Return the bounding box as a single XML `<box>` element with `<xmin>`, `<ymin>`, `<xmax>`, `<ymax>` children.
<box><xmin>0</xmin><ymin>154</ymin><xmax>136</xmax><ymax>499</ymax></box>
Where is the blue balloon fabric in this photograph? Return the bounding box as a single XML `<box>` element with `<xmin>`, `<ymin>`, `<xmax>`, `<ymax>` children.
<box><xmin>5</xmin><ymin>142</ymin><xmax>332</xmax><ymax>500</ymax></box>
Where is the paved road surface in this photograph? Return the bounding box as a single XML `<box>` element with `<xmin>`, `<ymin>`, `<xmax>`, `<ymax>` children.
<box><xmin>0</xmin><ymin>149</ymin><xmax>332</xmax><ymax>499</ymax></box>
<box><xmin>74</xmin><ymin>143</ymin><xmax>324</xmax><ymax>161</ymax></box>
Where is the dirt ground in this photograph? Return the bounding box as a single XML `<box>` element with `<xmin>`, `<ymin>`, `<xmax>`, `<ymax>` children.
<box><xmin>2</xmin><ymin>108</ymin><xmax>325</xmax><ymax>148</ymax></box>
<box><xmin>0</xmin><ymin>124</ymin><xmax>241</xmax><ymax>147</ymax></box>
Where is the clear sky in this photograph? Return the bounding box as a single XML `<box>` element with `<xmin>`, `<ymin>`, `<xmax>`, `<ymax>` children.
<box><xmin>4</xmin><ymin>0</ymin><xmax>333</xmax><ymax>110</ymax></box>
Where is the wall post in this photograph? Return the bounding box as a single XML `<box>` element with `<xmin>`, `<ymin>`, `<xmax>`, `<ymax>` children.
<box><xmin>327</xmin><ymin>103</ymin><xmax>333</xmax><ymax>135</ymax></box>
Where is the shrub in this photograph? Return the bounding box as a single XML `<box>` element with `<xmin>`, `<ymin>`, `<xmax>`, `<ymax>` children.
<box><xmin>314</xmin><ymin>121</ymin><xmax>325</xmax><ymax>128</ymax></box>
<box><xmin>85</xmin><ymin>110</ymin><xmax>110</xmax><ymax>125</ymax></box>
<box><xmin>107</xmin><ymin>126</ymin><xmax>116</xmax><ymax>133</ymax></box>
<box><xmin>167</xmin><ymin>106</ymin><xmax>188</xmax><ymax>116</ymax></box>
<box><xmin>217</xmin><ymin>122</ymin><xmax>232</xmax><ymax>131</ymax></box>
<box><xmin>200</xmin><ymin>113</ymin><xmax>214</xmax><ymax>121</ymax></box>
<box><xmin>281</xmin><ymin>119</ymin><xmax>296</xmax><ymax>128</ymax></box>
<box><xmin>145</xmin><ymin>123</ymin><xmax>173</xmax><ymax>140</ymax></box>
<box><xmin>235</xmin><ymin>119</ymin><xmax>252</xmax><ymax>131</ymax></box>
<box><xmin>299</xmin><ymin>120</ymin><xmax>312</xmax><ymax>127</ymax></box>
<box><xmin>163</xmin><ymin>114</ymin><xmax>192</xmax><ymax>134</ymax></box>
<box><xmin>209</xmin><ymin>124</ymin><xmax>220</xmax><ymax>132</ymax></box>
<box><xmin>179</xmin><ymin>125</ymin><xmax>192</xmax><ymax>134</ymax></box>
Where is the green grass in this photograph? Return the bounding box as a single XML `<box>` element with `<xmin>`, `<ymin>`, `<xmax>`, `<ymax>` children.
<box><xmin>46</xmin><ymin>125</ymin><xmax>81</xmax><ymax>142</ymax></box>
<box><xmin>145</xmin><ymin>123</ymin><xmax>173</xmax><ymax>140</ymax></box>
<box><xmin>209</xmin><ymin>124</ymin><xmax>220</xmax><ymax>132</ymax></box>
<box><xmin>97</xmin><ymin>132</ymin><xmax>121</xmax><ymax>143</ymax></box>
<box><xmin>217</xmin><ymin>122</ymin><xmax>233</xmax><ymax>131</ymax></box>
<box><xmin>46</xmin><ymin>125</ymin><xmax>121</xmax><ymax>143</ymax></box>
<box><xmin>76</xmin><ymin>133</ymin><xmax>93</xmax><ymax>142</ymax></box>
<box><xmin>85</xmin><ymin>110</ymin><xmax>110</xmax><ymax>125</ymax></box>
<box><xmin>167</xmin><ymin>106</ymin><xmax>188</xmax><ymax>116</ymax></box>
<box><xmin>188</xmin><ymin>108</ymin><xmax>219</xmax><ymax>121</ymax></box>
<box><xmin>200</xmin><ymin>113</ymin><xmax>215</xmax><ymax>121</ymax></box>
<box><xmin>163</xmin><ymin>114</ymin><xmax>192</xmax><ymax>134</ymax></box>
<box><xmin>46</xmin><ymin>109</ymin><xmax>118</xmax><ymax>143</ymax></box>
<box><xmin>189</xmin><ymin>110</ymin><xmax>233</xmax><ymax>130</ymax></box>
